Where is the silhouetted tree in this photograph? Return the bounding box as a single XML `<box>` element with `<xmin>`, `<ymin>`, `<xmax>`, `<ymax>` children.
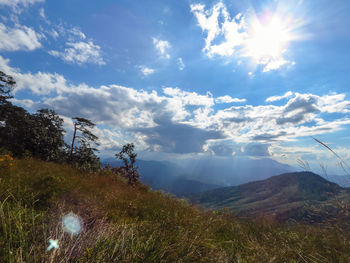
<box><xmin>0</xmin><ymin>71</ymin><xmax>67</xmax><ymax>161</ymax></box>
<box><xmin>69</xmin><ymin>117</ymin><xmax>99</xmax><ymax>160</ymax></box>
<box><xmin>69</xmin><ymin>117</ymin><xmax>100</xmax><ymax>171</ymax></box>
<box><xmin>0</xmin><ymin>103</ymin><xmax>32</xmax><ymax>156</ymax></box>
<box><xmin>115</xmin><ymin>143</ymin><xmax>140</xmax><ymax>185</ymax></box>
<box><xmin>0</xmin><ymin>70</ymin><xmax>15</xmax><ymax>104</ymax></box>
<box><xmin>29</xmin><ymin>109</ymin><xmax>68</xmax><ymax>162</ymax></box>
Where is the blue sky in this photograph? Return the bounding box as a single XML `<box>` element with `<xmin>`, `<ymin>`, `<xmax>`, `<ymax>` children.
<box><xmin>1</xmin><ymin>0</ymin><xmax>350</xmax><ymax>174</ymax></box>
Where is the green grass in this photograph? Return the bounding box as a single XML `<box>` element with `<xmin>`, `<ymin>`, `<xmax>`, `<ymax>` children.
<box><xmin>1</xmin><ymin>158</ymin><xmax>350</xmax><ymax>262</ymax></box>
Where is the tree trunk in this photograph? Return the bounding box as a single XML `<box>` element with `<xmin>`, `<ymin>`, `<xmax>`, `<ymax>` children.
<box><xmin>69</xmin><ymin>123</ymin><xmax>77</xmax><ymax>161</ymax></box>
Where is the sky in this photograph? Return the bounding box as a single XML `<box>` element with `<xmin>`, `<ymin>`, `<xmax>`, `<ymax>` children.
<box><xmin>0</xmin><ymin>0</ymin><xmax>350</xmax><ymax>175</ymax></box>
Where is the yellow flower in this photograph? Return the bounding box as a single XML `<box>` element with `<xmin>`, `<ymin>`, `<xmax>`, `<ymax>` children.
<box><xmin>0</xmin><ymin>158</ymin><xmax>4</xmax><ymax>162</ymax></box>
<box><xmin>4</xmin><ymin>154</ymin><xmax>13</xmax><ymax>160</ymax></box>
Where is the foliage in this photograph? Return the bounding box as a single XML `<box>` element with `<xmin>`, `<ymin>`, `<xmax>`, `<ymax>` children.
<box><xmin>0</xmin><ymin>71</ymin><xmax>100</xmax><ymax>171</ymax></box>
<box><xmin>29</xmin><ymin>109</ymin><xmax>68</xmax><ymax>162</ymax></box>
<box><xmin>0</xmin><ymin>70</ymin><xmax>15</xmax><ymax>104</ymax></box>
<box><xmin>115</xmin><ymin>143</ymin><xmax>140</xmax><ymax>185</ymax></box>
<box><xmin>0</xmin><ymin>104</ymin><xmax>67</xmax><ymax>162</ymax></box>
<box><xmin>72</xmin><ymin>141</ymin><xmax>101</xmax><ymax>172</ymax></box>
<box><xmin>69</xmin><ymin>117</ymin><xmax>100</xmax><ymax>172</ymax></box>
<box><xmin>0</xmin><ymin>103</ymin><xmax>31</xmax><ymax>157</ymax></box>
<box><xmin>69</xmin><ymin>117</ymin><xmax>99</xmax><ymax>159</ymax></box>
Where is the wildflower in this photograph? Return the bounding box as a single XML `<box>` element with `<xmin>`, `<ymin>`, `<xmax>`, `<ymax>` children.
<box><xmin>4</xmin><ymin>154</ymin><xmax>13</xmax><ymax>160</ymax></box>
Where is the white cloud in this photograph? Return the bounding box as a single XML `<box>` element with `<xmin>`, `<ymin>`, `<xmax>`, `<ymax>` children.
<box><xmin>0</xmin><ymin>23</ymin><xmax>42</xmax><ymax>51</ymax></box>
<box><xmin>0</xmin><ymin>56</ymin><xmax>68</xmax><ymax>95</ymax></box>
<box><xmin>266</xmin><ymin>91</ymin><xmax>293</xmax><ymax>102</ymax></box>
<box><xmin>215</xmin><ymin>95</ymin><xmax>246</xmax><ymax>104</ymax></box>
<box><xmin>67</xmin><ymin>27</ymin><xmax>86</xmax><ymax>40</ymax></box>
<box><xmin>153</xmin><ymin>38</ymin><xmax>171</xmax><ymax>59</ymax></box>
<box><xmin>262</xmin><ymin>58</ymin><xmax>291</xmax><ymax>73</ymax></box>
<box><xmin>191</xmin><ymin>2</ymin><xmax>296</xmax><ymax>72</ymax></box>
<box><xmin>39</xmin><ymin>8</ymin><xmax>45</xmax><ymax>19</ymax></box>
<box><xmin>191</xmin><ymin>3</ymin><xmax>247</xmax><ymax>57</ymax></box>
<box><xmin>177</xmin><ymin>58</ymin><xmax>185</xmax><ymax>70</ymax></box>
<box><xmin>2</xmin><ymin>55</ymin><xmax>350</xmax><ymax>154</ymax></box>
<box><xmin>139</xmin><ymin>66</ymin><xmax>155</xmax><ymax>76</ymax></box>
<box><xmin>49</xmin><ymin>41</ymin><xmax>105</xmax><ymax>66</ymax></box>
<box><xmin>0</xmin><ymin>0</ymin><xmax>44</xmax><ymax>8</ymax></box>
<box><xmin>49</xmin><ymin>29</ymin><xmax>59</xmax><ymax>39</ymax></box>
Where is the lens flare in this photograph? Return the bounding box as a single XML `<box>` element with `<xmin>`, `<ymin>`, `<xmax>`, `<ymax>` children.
<box><xmin>62</xmin><ymin>213</ymin><xmax>82</xmax><ymax>235</ymax></box>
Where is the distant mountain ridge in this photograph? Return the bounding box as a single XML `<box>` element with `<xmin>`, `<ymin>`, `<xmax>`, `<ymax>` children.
<box><xmin>102</xmin><ymin>157</ymin><xmax>295</xmax><ymax>196</ymax></box>
<box><xmin>191</xmin><ymin>172</ymin><xmax>350</xmax><ymax>223</ymax></box>
<box><xmin>102</xmin><ymin>158</ymin><xmax>221</xmax><ymax>196</ymax></box>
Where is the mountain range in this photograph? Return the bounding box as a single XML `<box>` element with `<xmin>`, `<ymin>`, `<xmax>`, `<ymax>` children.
<box><xmin>102</xmin><ymin>157</ymin><xmax>295</xmax><ymax>195</ymax></box>
<box><xmin>190</xmin><ymin>172</ymin><xmax>350</xmax><ymax>223</ymax></box>
<box><xmin>102</xmin><ymin>158</ymin><xmax>221</xmax><ymax>196</ymax></box>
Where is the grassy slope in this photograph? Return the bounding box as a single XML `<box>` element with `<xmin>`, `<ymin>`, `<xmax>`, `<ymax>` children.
<box><xmin>1</xmin><ymin>159</ymin><xmax>350</xmax><ymax>262</ymax></box>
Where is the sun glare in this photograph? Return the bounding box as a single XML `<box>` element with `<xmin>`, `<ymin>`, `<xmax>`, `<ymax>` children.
<box><xmin>246</xmin><ymin>16</ymin><xmax>291</xmax><ymax>63</ymax></box>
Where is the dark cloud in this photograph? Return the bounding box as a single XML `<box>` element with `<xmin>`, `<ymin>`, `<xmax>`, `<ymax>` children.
<box><xmin>251</xmin><ymin>131</ymin><xmax>288</xmax><ymax>141</ymax></box>
<box><xmin>243</xmin><ymin>143</ymin><xmax>271</xmax><ymax>157</ymax></box>
<box><xmin>135</xmin><ymin>114</ymin><xmax>225</xmax><ymax>154</ymax></box>
<box><xmin>210</xmin><ymin>144</ymin><xmax>235</xmax><ymax>156</ymax></box>
<box><xmin>277</xmin><ymin>95</ymin><xmax>319</xmax><ymax>125</ymax></box>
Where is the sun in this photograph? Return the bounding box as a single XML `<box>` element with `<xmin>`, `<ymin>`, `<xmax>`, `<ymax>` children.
<box><xmin>245</xmin><ymin>16</ymin><xmax>292</xmax><ymax>63</ymax></box>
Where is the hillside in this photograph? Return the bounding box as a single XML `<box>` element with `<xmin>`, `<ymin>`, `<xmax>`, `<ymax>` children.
<box><xmin>2</xmin><ymin>159</ymin><xmax>350</xmax><ymax>262</ymax></box>
<box><xmin>191</xmin><ymin>172</ymin><xmax>350</xmax><ymax>223</ymax></box>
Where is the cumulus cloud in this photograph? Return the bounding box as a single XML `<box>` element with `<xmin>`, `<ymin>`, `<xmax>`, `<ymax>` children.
<box><xmin>215</xmin><ymin>95</ymin><xmax>246</xmax><ymax>104</ymax></box>
<box><xmin>266</xmin><ymin>91</ymin><xmax>293</xmax><ymax>102</ymax></box>
<box><xmin>2</xmin><ymin>55</ymin><xmax>350</xmax><ymax>154</ymax></box>
<box><xmin>243</xmin><ymin>143</ymin><xmax>271</xmax><ymax>156</ymax></box>
<box><xmin>49</xmin><ymin>41</ymin><xmax>105</xmax><ymax>65</ymax></box>
<box><xmin>153</xmin><ymin>38</ymin><xmax>171</xmax><ymax>59</ymax></box>
<box><xmin>276</xmin><ymin>93</ymin><xmax>319</xmax><ymax>125</ymax></box>
<box><xmin>139</xmin><ymin>66</ymin><xmax>155</xmax><ymax>76</ymax></box>
<box><xmin>0</xmin><ymin>23</ymin><xmax>42</xmax><ymax>51</ymax></box>
<box><xmin>135</xmin><ymin>114</ymin><xmax>224</xmax><ymax>153</ymax></box>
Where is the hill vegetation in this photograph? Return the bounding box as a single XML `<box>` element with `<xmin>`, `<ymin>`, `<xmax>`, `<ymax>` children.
<box><xmin>191</xmin><ymin>172</ymin><xmax>350</xmax><ymax>224</ymax></box>
<box><xmin>2</xmin><ymin>158</ymin><xmax>350</xmax><ymax>262</ymax></box>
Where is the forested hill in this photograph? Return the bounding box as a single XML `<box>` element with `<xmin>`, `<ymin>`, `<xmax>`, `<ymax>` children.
<box><xmin>191</xmin><ymin>172</ymin><xmax>350</xmax><ymax>223</ymax></box>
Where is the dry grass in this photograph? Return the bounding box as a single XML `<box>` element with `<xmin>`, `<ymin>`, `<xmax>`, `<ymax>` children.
<box><xmin>1</xmin><ymin>158</ymin><xmax>350</xmax><ymax>262</ymax></box>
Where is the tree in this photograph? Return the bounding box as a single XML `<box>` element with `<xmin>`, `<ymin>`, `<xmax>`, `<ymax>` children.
<box><xmin>29</xmin><ymin>109</ymin><xmax>68</xmax><ymax>162</ymax></box>
<box><xmin>69</xmin><ymin>117</ymin><xmax>101</xmax><ymax>171</ymax></box>
<box><xmin>115</xmin><ymin>143</ymin><xmax>140</xmax><ymax>185</ymax></box>
<box><xmin>69</xmin><ymin>117</ymin><xmax>99</xmax><ymax>161</ymax></box>
<box><xmin>0</xmin><ymin>71</ymin><xmax>31</xmax><ymax>156</ymax></box>
<box><xmin>0</xmin><ymin>103</ymin><xmax>32</xmax><ymax>156</ymax></box>
<box><xmin>72</xmin><ymin>141</ymin><xmax>101</xmax><ymax>171</ymax></box>
<box><xmin>0</xmin><ymin>70</ymin><xmax>15</xmax><ymax>104</ymax></box>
